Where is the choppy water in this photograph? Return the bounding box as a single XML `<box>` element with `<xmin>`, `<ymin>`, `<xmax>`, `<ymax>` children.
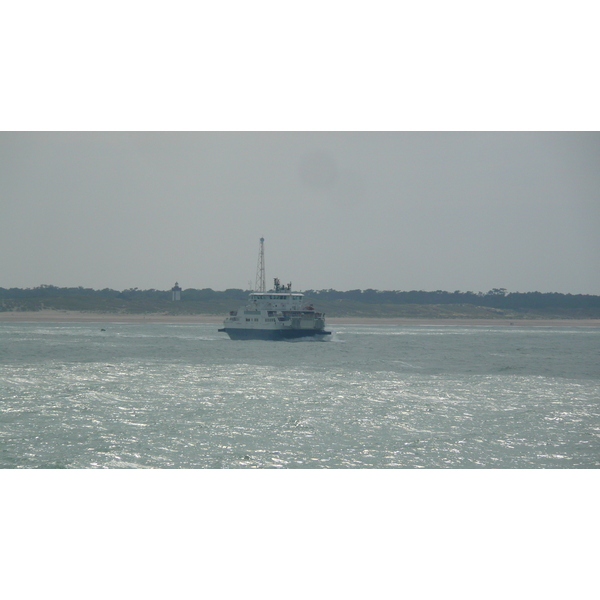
<box><xmin>1</xmin><ymin>322</ymin><xmax>599</xmax><ymax>468</ymax></box>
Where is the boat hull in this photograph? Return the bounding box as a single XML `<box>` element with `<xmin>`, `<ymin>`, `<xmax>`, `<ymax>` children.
<box><xmin>218</xmin><ymin>327</ymin><xmax>331</xmax><ymax>340</ymax></box>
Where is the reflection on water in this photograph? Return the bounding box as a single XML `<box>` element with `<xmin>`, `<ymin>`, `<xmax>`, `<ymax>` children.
<box><xmin>1</xmin><ymin>323</ymin><xmax>599</xmax><ymax>468</ymax></box>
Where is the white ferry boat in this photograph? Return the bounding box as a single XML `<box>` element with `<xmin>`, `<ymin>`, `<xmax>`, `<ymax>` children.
<box><xmin>218</xmin><ymin>278</ymin><xmax>332</xmax><ymax>340</ymax></box>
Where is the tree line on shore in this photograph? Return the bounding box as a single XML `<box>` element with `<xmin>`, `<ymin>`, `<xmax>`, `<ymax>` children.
<box><xmin>304</xmin><ymin>288</ymin><xmax>600</xmax><ymax>310</ymax></box>
<box><xmin>1</xmin><ymin>285</ymin><xmax>599</xmax><ymax>317</ymax></box>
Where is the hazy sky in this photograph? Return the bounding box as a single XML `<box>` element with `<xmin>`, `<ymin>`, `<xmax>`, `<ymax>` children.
<box><xmin>1</xmin><ymin>132</ymin><xmax>599</xmax><ymax>294</ymax></box>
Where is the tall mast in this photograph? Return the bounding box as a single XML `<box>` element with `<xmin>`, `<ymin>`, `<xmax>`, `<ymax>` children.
<box><xmin>255</xmin><ymin>237</ymin><xmax>266</xmax><ymax>292</ymax></box>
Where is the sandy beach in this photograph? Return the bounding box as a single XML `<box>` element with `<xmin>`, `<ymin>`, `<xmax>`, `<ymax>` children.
<box><xmin>0</xmin><ymin>310</ymin><xmax>598</xmax><ymax>327</ymax></box>
<box><xmin>327</xmin><ymin>317</ymin><xmax>600</xmax><ymax>327</ymax></box>
<box><xmin>0</xmin><ymin>310</ymin><xmax>222</xmax><ymax>324</ymax></box>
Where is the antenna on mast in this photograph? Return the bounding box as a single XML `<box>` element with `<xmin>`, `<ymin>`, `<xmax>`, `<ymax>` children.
<box><xmin>255</xmin><ymin>237</ymin><xmax>266</xmax><ymax>292</ymax></box>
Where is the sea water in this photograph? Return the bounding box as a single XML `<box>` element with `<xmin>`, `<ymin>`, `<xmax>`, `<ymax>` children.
<box><xmin>1</xmin><ymin>322</ymin><xmax>598</xmax><ymax>468</ymax></box>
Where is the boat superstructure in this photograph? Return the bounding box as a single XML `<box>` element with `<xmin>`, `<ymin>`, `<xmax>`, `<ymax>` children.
<box><xmin>218</xmin><ymin>239</ymin><xmax>331</xmax><ymax>340</ymax></box>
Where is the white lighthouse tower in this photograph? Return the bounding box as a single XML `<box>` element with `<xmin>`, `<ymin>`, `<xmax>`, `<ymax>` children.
<box><xmin>171</xmin><ymin>282</ymin><xmax>182</xmax><ymax>301</ymax></box>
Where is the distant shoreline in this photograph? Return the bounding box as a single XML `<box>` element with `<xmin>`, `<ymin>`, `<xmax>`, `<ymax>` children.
<box><xmin>0</xmin><ymin>310</ymin><xmax>598</xmax><ymax>327</ymax></box>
